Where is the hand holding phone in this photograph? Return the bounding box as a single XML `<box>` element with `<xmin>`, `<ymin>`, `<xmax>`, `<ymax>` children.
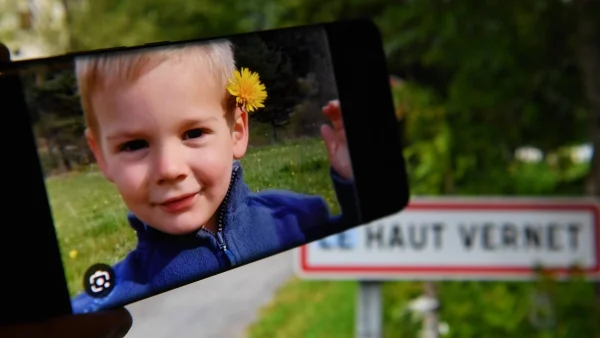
<box><xmin>0</xmin><ymin>308</ymin><xmax>132</xmax><ymax>338</ymax></box>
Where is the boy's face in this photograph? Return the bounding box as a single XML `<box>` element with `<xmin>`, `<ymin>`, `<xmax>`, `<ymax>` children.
<box><xmin>86</xmin><ymin>57</ymin><xmax>248</xmax><ymax>235</ymax></box>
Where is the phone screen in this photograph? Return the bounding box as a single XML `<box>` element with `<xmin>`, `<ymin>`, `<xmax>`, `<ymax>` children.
<box><xmin>15</xmin><ymin>26</ymin><xmax>364</xmax><ymax>314</ymax></box>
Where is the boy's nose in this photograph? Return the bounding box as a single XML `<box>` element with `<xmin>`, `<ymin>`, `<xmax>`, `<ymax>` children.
<box><xmin>154</xmin><ymin>145</ymin><xmax>188</xmax><ymax>184</ymax></box>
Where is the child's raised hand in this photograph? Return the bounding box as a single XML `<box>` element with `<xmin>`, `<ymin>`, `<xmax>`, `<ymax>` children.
<box><xmin>320</xmin><ymin>100</ymin><xmax>353</xmax><ymax>181</ymax></box>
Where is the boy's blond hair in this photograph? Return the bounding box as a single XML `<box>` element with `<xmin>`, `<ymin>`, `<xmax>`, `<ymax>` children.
<box><xmin>75</xmin><ymin>40</ymin><xmax>237</xmax><ymax>135</ymax></box>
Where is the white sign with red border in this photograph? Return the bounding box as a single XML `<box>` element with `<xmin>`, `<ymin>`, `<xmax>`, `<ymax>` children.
<box><xmin>295</xmin><ymin>198</ymin><xmax>600</xmax><ymax>280</ymax></box>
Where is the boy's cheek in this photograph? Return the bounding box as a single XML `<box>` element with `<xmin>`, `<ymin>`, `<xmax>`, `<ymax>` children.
<box><xmin>104</xmin><ymin>173</ymin><xmax>115</xmax><ymax>183</ymax></box>
<box><xmin>99</xmin><ymin>157</ymin><xmax>119</xmax><ymax>182</ymax></box>
<box><xmin>110</xmin><ymin>167</ymin><xmax>140</xmax><ymax>187</ymax></box>
<box><xmin>96</xmin><ymin>162</ymin><xmax>113</xmax><ymax>182</ymax></box>
<box><xmin>112</xmin><ymin>177</ymin><xmax>144</xmax><ymax>205</ymax></box>
<box><xmin>92</xmin><ymin>151</ymin><xmax>117</xmax><ymax>183</ymax></box>
<box><xmin>104</xmin><ymin>162</ymin><xmax>137</xmax><ymax>185</ymax></box>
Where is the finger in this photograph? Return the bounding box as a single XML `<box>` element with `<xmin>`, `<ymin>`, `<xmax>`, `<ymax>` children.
<box><xmin>322</xmin><ymin>100</ymin><xmax>344</xmax><ymax>132</ymax></box>
<box><xmin>321</xmin><ymin>100</ymin><xmax>338</xmax><ymax>117</ymax></box>
<box><xmin>6</xmin><ymin>308</ymin><xmax>134</xmax><ymax>338</ymax></box>
<box><xmin>0</xmin><ymin>43</ymin><xmax>10</xmax><ymax>62</ymax></box>
<box><xmin>57</xmin><ymin>308</ymin><xmax>132</xmax><ymax>338</ymax></box>
<box><xmin>83</xmin><ymin>308</ymin><xmax>133</xmax><ymax>338</ymax></box>
<box><xmin>320</xmin><ymin>124</ymin><xmax>337</xmax><ymax>161</ymax></box>
<box><xmin>322</xmin><ymin>102</ymin><xmax>347</xmax><ymax>145</ymax></box>
<box><xmin>89</xmin><ymin>308</ymin><xmax>133</xmax><ymax>338</ymax></box>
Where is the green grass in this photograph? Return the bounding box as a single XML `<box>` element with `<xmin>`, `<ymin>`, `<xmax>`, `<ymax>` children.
<box><xmin>240</xmin><ymin>137</ymin><xmax>341</xmax><ymax>213</ymax></box>
<box><xmin>247</xmin><ymin>279</ymin><xmax>426</xmax><ymax>338</ymax></box>
<box><xmin>45</xmin><ymin>137</ymin><xmax>338</xmax><ymax>297</ymax></box>
<box><xmin>46</xmin><ymin>169</ymin><xmax>135</xmax><ymax>297</ymax></box>
<box><xmin>248</xmin><ymin>279</ymin><xmax>357</xmax><ymax>338</ymax></box>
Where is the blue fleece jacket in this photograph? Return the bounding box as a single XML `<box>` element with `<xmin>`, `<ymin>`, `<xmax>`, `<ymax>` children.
<box><xmin>71</xmin><ymin>160</ymin><xmax>357</xmax><ymax>313</ymax></box>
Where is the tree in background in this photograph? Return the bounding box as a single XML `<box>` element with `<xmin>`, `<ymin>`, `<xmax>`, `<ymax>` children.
<box><xmin>273</xmin><ymin>0</ymin><xmax>596</xmax><ymax>195</ymax></box>
<box><xmin>60</xmin><ymin>0</ymin><xmax>261</xmax><ymax>51</ymax></box>
<box><xmin>232</xmin><ymin>27</ymin><xmax>336</xmax><ymax>141</ymax></box>
<box><xmin>23</xmin><ymin>65</ymin><xmax>88</xmax><ymax>174</ymax></box>
<box><xmin>232</xmin><ymin>34</ymin><xmax>301</xmax><ymax>141</ymax></box>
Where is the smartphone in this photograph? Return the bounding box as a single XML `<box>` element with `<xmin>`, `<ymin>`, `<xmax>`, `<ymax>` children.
<box><xmin>0</xmin><ymin>18</ymin><xmax>409</xmax><ymax>324</ymax></box>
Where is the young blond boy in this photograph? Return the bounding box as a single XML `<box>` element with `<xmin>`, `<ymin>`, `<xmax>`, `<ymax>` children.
<box><xmin>71</xmin><ymin>40</ymin><xmax>357</xmax><ymax>313</ymax></box>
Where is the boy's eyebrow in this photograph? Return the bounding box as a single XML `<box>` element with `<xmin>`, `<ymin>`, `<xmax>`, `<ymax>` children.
<box><xmin>179</xmin><ymin>116</ymin><xmax>219</xmax><ymax>127</ymax></box>
<box><xmin>105</xmin><ymin>116</ymin><xmax>219</xmax><ymax>140</ymax></box>
<box><xmin>105</xmin><ymin>130</ymin><xmax>146</xmax><ymax>140</ymax></box>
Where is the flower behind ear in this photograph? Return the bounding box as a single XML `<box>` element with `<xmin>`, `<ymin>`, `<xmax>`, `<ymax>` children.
<box><xmin>226</xmin><ymin>67</ymin><xmax>267</xmax><ymax>113</ymax></box>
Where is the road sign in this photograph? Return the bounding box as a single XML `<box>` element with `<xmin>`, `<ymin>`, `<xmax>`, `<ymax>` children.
<box><xmin>295</xmin><ymin>197</ymin><xmax>600</xmax><ymax>280</ymax></box>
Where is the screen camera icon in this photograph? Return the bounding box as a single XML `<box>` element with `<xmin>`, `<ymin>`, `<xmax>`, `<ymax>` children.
<box><xmin>83</xmin><ymin>263</ymin><xmax>116</xmax><ymax>298</ymax></box>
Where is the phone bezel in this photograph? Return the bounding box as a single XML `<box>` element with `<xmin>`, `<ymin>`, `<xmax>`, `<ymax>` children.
<box><xmin>0</xmin><ymin>18</ymin><xmax>409</xmax><ymax>324</ymax></box>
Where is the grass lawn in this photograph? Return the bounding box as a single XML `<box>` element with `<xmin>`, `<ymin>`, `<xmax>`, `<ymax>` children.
<box><xmin>45</xmin><ymin>137</ymin><xmax>339</xmax><ymax>297</ymax></box>
<box><xmin>248</xmin><ymin>279</ymin><xmax>357</xmax><ymax>338</ymax></box>
<box><xmin>246</xmin><ymin>278</ymin><xmax>425</xmax><ymax>338</ymax></box>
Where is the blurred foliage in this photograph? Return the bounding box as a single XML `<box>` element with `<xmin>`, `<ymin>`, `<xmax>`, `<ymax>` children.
<box><xmin>392</xmin><ymin>82</ymin><xmax>592</xmax><ymax>196</ymax></box>
<box><xmin>22</xmin><ymin>68</ymin><xmax>91</xmax><ymax>174</ymax></box>
<box><xmin>391</xmin><ymin>78</ymin><xmax>597</xmax><ymax>336</ymax></box>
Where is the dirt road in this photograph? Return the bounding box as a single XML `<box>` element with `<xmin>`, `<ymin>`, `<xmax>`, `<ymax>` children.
<box><xmin>124</xmin><ymin>250</ymin><xmax>295</xmax><ymax>338</ymax></box>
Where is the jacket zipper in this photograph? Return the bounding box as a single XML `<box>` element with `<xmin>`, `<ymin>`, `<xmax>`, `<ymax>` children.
<box><xmin>197</xmin><ymin>166</ymin><xmax>239</xmax><ymax>267</ymax></box>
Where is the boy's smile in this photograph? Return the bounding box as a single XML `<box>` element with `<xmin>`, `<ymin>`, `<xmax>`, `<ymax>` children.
<box><xmin>155</xmin><ymin>192</ymin><xmax>200</xmax><ymax>214</ymax></box>
<box><xmin>86</xmin><ymin>56</ymin><xmax>248</xmax><ymax>235</ymax></box>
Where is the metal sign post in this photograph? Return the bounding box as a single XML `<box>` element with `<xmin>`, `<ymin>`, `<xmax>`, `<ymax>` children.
<box><xmin>422</xmin><ymin>281</ymin><xmax>439</xmax><ymax>338</ymax></box>
<box><xmin>356</xmin><ymin>281</ymin><xmax>383</xmax><ymax>338</ymax></box>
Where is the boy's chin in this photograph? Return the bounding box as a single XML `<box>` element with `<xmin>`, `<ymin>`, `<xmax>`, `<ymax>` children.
<box><xmin>163</xmin><ymin>224</ymin><xmax>204</xmax><ymax>236</ymax></box>
<box><xmin>152</xmin><ymin>214</ymin><xmax>210</xmax><ymax>236</ymax></box>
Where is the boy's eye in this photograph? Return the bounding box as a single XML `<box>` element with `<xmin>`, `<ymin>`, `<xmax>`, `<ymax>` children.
<box><xmin>183</xmin><ymin>128</ymin><xmax>205</xmax><ymax>140</ymax></box>
<box><xmin>120</xmin><ymin>140</ymin><xmax>148</xmax><ymax>152</ymax></box>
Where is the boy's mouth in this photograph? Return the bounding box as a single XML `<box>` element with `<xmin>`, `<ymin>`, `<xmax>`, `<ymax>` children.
<box><xmin>158</xmin><ymin>192</ymin><xmax>198</xmax><ymax>213</ymax></box>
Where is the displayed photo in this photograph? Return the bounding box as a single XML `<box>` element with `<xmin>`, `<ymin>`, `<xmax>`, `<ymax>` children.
<box><xmin>20</xmin><ymin>27</ymin><xmax>358</xmax><ymax>313</ymax></box>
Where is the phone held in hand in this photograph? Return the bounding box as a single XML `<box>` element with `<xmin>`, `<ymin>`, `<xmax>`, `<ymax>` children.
<box><xmin>0</xmin><ymin>18</ymin><xmax>409</xmax><ymax>324</ymax></box>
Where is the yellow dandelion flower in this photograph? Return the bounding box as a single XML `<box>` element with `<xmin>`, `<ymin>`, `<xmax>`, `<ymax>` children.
<box><xmin>69</xmin><ymin>250</ymin><xmax>78</xmax><ymax>259</ymax></box>
<box><xmin>226</xmin><ymin>67</ymin><xmax>267</xmax><ymax>113</ymax></box>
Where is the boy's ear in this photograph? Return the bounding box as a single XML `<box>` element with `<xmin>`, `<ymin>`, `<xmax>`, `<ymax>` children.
<box><xmin>231</xmin><ymin>107</ymin><xmax>249</xmax><ymax>159</ymax></box>
<box><xmin>85</xmin><ymin>128</ymin><xmax>113</xmax><ymax>182</ymax></box>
